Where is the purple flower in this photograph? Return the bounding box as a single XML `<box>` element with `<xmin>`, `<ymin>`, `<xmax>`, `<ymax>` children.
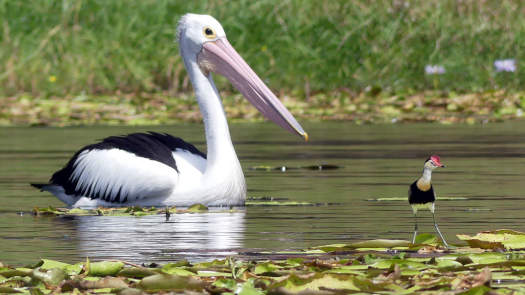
<box><xmin>425</xmin><ymin>65</ymin><xmax>445</xmax><ymax>75</ymax></box>
<box><xmin>494</xmin><ymin>59</ymin><xmax>516</xmax><ymax>72</ymax></box>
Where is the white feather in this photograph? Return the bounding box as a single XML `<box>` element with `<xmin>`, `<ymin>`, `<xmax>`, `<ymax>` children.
<box><xmin>171</xmin><ymin>148</ymin><xmax>206</xmax><ymax>190</ymax></box>
<box><xmin>71</xmin><ymin>149</ymin><xmax>178</xmax><ymax>203</ymax></box>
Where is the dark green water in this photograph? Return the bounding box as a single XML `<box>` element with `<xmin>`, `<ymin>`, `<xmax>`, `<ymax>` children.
<box><xmin>1</xmin><ymin>122</ymin><xmax>525</xmax><ymax>265</ymax></box>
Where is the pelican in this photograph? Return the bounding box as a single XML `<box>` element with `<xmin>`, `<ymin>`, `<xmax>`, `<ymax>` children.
<box><xmin>32</xmin><ymin>14</ymin><xmax>307</xmax><ymax>208</ymax></box>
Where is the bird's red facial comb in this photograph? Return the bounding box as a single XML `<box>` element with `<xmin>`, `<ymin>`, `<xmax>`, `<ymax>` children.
<box><xmin>430</xmin><ymin>155</ymin><xmax>443</xmax><ymax>167</ymax></box>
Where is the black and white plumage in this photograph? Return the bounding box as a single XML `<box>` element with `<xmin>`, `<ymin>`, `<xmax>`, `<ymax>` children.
<box><xmin>32</xmin><ymin>132</ymin><xmax>206</xmax><ymax>205</ymax></box>
<box><xmin>408</xmin><ymin>155</ymin><xmax>449</xmax><ymax>248</ymax></box>
<box><xmin>32</xmin><ymin>14</ymin><xmax>307</xmax><ymax>207</ymax></box>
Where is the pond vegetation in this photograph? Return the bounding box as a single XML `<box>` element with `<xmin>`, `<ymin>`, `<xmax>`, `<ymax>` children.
<box><xmin>1</xmin><ymin>229</ymin><xmax>525</xmax><ymax>294</ymax></box>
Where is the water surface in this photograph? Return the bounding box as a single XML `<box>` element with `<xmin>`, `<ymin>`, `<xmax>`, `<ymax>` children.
<box><xmin>1</xmin><ymin>122</ymin><xmax>524</xmax><ymax>264</ymax></box>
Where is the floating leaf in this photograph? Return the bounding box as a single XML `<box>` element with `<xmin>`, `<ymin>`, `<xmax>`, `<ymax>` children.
<box><xmin>457</xmin><ymin>229</ymin><xmax>525</xmax><ymax>250</ymax></box>
<box><xmin>80</xmin><ymin>276</ymin><xmax>128</xmax><ymax>289</ymax></box>
<box><xmin>88</xmin><ymin>261</ymin><xmax>124</xmax><ymax>276</ymax></box>
<box><xmin>270</xmin><ymin>273</ymin><xmax>360</xmax><ymax>292</ymax></box>
<box><xmin>236</xmin><ymin>280</ymin><xmax>265</xmax><ymax>295</ymax></box>
<box><xmin>0</xmin><ymin>269</ymin><xmax>32</xmax><ymax>278</ymax></box>
<box><xmin>414</xmin><ymin>233</ymin><xmax>439</xmax><ymax>245</ymax></box>
<box><xmin>137</xmin><ymin>274</ymin><xmax>206</xmax><ymax>291</ymax></box>
<box><xmin>315</xmin><ymin>239</ymin><xmax>410</xmax><ymax>252</ymax></box>
<box><xmin>212</xmin><ymin>278</ymin><xmax>237</xmax><ymax>290</ymax></box>
<box><xmin>463</xmin><ymin>253</ymin><xmax>509</xmax><ymax>265</ymax></box>
<box><xmin>118</xmin><ymin>267</ymin><xmax>157</xmax><ymax>278</ymax></box>
<box><xmin>456</xmin><ymin>285</ymin><xmax>493</xmax><ymax>295</ymax></box>
<box><xmin>253</xmin><ymin>262</ymin><xmax>281</xmax><ymax>275</ymax></box>
<box><xmin>160</xmin><ymin>264</ymin><xmax>195</xmax><ymax>276</ymax></box>
<box><xmin>66</xmin><ymin>208</ymin><xmax>91</xmax><ymax>215</ymax></box>
<box><xmin>32</xmin><ymin>268</ymin><xmax>66</xmax><ymax>285</ymax></box>
<box><xmin>197</xmin><ymin>270</ymin><xmax>232</xmax><ymax>277</ymax></box>
<box><xmin>187</xmin><ymin>204</ymin><xmax>208</xmax><ymax>212</ymax></box>
<box><xmin>371</xmin><ymin>259</ymin><xmax>428</xmax><ymax>270</ymax></box>
<box><xmin>39</xmin><ymin>259</ymin><xmax>71</xmax><ymax>271</ymax></box>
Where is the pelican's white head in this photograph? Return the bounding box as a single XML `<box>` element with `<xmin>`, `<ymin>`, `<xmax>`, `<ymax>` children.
<box><xmin>176</xmin><ymin>13</ymin><xmax>308</xmax><ymax>141</ymax></box>
<box><xmin>177</xmin><ymin>14</ymin><xmax>225</xmax><ymax>59</ymax></box>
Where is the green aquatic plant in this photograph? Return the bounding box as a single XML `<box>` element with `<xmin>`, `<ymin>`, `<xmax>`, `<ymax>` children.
<box><xmin>1</xmin><ymin>231</ymin><xmax>525</xmax><ymax>294</ymax></box>
<box><xmin>30</xmin><ymin>200</ymin><xmax>327</xmax><ymax>217</ymax></box>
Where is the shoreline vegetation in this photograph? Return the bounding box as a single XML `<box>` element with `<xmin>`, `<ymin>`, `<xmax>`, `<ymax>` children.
<box><xmin>1</xmin><ymin>90</ymin><xmax>524</xmax><ymax>126</ymax></box>
<box><xmin>2</xmin><ymin>1</ymin><xmax>525</xmax><ymax>126</ymax></box>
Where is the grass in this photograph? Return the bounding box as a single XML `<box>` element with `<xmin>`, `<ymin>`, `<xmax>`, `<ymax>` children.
<box><xmin>1</xmin><ymin>1</ymin><xmax>525</xmax><ymax>125</ymax></box>
<box><xmin>2</xmin><ymin>0</ymin><xmax>525</xmax><ymax>96</ymax></box>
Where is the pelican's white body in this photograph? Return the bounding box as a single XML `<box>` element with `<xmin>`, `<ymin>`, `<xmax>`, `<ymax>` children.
<box><xmin>45</xmin><ymin>146</ymin><xmax>245</xmax><ymax>208</ymax></box>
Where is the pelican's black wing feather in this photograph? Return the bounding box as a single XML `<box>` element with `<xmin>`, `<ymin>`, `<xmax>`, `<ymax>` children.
<box><xmin>45</xmin><ymin>132</ymin><xmax>206</xmax><ymax>202</ymax></box>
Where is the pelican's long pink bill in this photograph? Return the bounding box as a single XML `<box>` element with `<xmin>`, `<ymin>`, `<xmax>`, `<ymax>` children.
<box><xmin>197</xmin><ymin>37</ymin><xmax>308</xmax><ymax>141</ymax></box>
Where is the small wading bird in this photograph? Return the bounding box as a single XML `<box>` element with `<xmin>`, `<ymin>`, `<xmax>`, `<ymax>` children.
<box><xmin>408</xmin><ymin>155</ymin><xmax>449</xmax><ymax>248</ymax></box>
<box><xmin>32</xmin><ymin>14</ymin><xmax>307</xmax><ymax>208</ymax></box>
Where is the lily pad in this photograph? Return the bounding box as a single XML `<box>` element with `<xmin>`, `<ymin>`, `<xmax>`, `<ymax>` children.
<box><xmin>315</xmin><ymin>239</ymin><xmax>410</xmax><ymax>252</ymax></box>
<box><xmin>137</xmin><ymin>274</ymin><xmax>206</xmax><ymax>291</ymax></box>
<box><xmin>3</xmin><ymin>229</ymin><xmax>525</xmax><ymax>294</ymax></box>
<box><xmin>270</xmin><ymin>273</ymin><xmax>360</xmax><ymax>292</ymax></box>
<box><xmin>457</xmin><ymin>229</ymin><xmax>525</xmax><ymax>250</ymax></box>
<box><xmin>88</xmin><ymin>261</ymin><xmax>124</xmax><ymax>276</ymax></box>
<box><xmin>160</xmin><ymin>264</ymin><xmax>195</xmax><ymax>276</ymax></box>
<box><xmin>118</xmin><ymin>267</ymin><xmax>158</xmax><ymax>278</ymax></box>
<box><xmin>253</xmin><ymin>262</ymin><xmax>281</xmax><ymax>275</ymax></box>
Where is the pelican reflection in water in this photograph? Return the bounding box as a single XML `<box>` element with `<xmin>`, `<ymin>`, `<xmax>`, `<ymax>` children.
<box><xmin>75</xmin><ymin>211</ymin><xmax>245</xmax><ymax>262</ymax></box>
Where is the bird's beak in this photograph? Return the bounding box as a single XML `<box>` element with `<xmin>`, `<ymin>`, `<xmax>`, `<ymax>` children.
<box><xmin>197</xmin><ymin>37</ymin><xmax>308</xmax><ymax>141</ymax></box>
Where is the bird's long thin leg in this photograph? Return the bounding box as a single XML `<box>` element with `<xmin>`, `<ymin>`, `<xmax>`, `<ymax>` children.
<box><xmin>411</xmin><ymin>213</ymin><xmax>418</xmax><ymax>244</ymax></box>
<box><xmin>432</xmin><ymin>211</ymin><xmax>449</xmax><ymax>248</ymax></box>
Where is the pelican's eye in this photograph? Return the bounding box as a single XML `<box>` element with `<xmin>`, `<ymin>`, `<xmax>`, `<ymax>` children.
<box><xmin>203</xmin><ymin>27</ymin><xmax>216</xmax><ymax>39</ymax></box>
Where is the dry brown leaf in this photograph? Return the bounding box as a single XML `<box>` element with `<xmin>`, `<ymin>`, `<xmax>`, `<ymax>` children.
<box><xmin>452</xmin><ymin>267</ymin><xmax>491</xmax><ymax>290</ymax></box>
